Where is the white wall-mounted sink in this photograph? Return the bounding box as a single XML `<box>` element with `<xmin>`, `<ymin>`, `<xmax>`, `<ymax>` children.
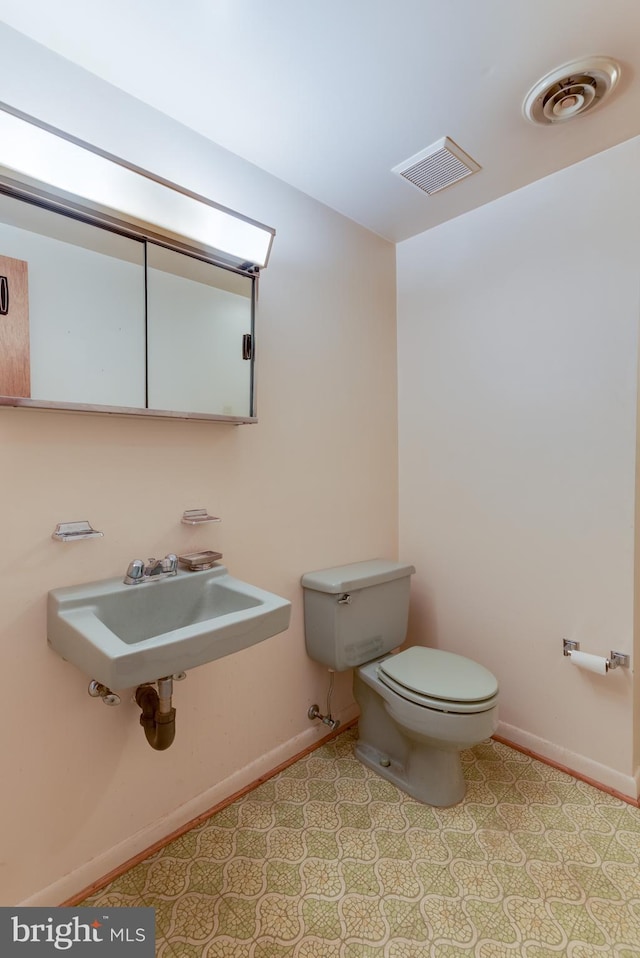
<box><xmin>47</xmin><ymin>565</ymin><xmax>291</xmax><ymax>689</ymax></box>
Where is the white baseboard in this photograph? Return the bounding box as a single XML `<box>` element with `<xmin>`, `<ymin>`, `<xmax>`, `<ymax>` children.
<box><xmin>496</xmin><ymin>720</ymin><xmax>638</xmax><ymax>801</ymax></box>
<box><xmin>19</xmin><ymin>703</ymin><xmax>359</xmax><ymax>907</ymax></box>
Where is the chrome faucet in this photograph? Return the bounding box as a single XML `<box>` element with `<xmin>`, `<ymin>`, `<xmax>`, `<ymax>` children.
<box><xmin>124</xmin><ymin>553</ymin><xmax>178</xmax><ymax>585</ymax></box>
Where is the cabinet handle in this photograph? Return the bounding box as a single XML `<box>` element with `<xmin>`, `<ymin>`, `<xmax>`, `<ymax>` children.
<box><xmin>0</xmin><ymin>276</ymin><xmax>8</xmax><ymax>315</ymax></box>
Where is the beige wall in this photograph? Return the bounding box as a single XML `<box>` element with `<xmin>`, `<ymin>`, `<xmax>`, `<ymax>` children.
<box><xmin>0</xmin><ymin>29</ymin><xmax>398</xmax><ymax>904</ymax></box>
<box><xmin>397</xmin><ymin>137</ymin><xmax>640</xmax><ymax>798</ymax></box>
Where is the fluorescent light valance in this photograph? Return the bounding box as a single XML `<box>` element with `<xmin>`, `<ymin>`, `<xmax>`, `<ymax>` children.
<box><xmin>0</xmin><ymin>104</ymin><xmax>274</xmax><ymax>270</ymax></box>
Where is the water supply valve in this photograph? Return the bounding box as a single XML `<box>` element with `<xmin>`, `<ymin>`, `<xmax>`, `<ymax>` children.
<box><xmin>88</xmin><ymin>680</ymin><xmax>121</xmax><ymax>706</ymax></box>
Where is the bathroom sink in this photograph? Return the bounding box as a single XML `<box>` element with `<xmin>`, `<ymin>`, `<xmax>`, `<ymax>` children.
<box><xmin>47</xmin><ymin>565</ymin><xmax>291</xmax><ymax>689</ymax></box>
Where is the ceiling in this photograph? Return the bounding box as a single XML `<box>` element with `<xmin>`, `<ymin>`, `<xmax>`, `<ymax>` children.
<box><xmin>1</xmin><ymin>0</ymin><xmax>640</xmax><ymax>242</ymax></box>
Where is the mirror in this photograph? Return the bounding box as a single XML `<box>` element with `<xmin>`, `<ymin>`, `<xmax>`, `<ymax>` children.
<box><xmin>0</xmin><ymin>189</ymin><xmax>256</xmax><ymax>421</ymax></box>
<box><xmin>147</xmin><ymin>244</ymin><xmax>253</xmax><ymax>418</ymax></box>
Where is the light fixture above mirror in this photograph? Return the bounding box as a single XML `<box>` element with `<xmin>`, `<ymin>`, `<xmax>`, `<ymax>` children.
<box><xmin>0</xmin><ymin>102</ymin><xmax>275</xmax><ymax>270</ymax></box>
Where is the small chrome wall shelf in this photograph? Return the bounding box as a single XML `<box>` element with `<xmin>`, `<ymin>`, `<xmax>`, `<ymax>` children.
<box><xmin>52</xmin><ymin>520</ymin><xmax>104</xmax><ymax>542</ymax></box>
<box><xmin>181</xmin><ymin>509</ymin><xmax>221</xmax><ymax>525</ymax></box>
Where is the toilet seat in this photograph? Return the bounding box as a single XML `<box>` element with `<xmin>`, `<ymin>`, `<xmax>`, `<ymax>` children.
<box><xmin>376</xmin><ymin>646</ymin><xmax>498</xmax><ymax>715</ymax></box>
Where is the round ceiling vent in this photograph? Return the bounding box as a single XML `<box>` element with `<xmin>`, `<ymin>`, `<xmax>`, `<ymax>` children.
<box><xmin>523</xmin><ymin>56</ymin><xmax>621</xmax><ymax>125</ymax></box>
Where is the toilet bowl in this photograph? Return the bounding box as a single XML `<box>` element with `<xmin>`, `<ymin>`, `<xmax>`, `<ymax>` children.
<box><xmin>301</xmin><ymin>559</ymin><xmax>499</xmax><ymax>806</ymax></box>
<box><xmin>354</xmin><ymin>646</ymin><xmax>498</xmax><ymax>806</ymax></box>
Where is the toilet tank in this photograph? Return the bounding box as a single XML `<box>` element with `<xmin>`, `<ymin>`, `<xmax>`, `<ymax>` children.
<box><xmin>301</xmin><ymin>559</ymin><xmax>416</xmax><ymax>671</ymax></box>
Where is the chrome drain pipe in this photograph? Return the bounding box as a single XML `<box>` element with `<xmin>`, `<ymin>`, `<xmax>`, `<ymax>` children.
<box><xmin>157</xmin><ymin>676</ymin><xmax>173</xmax><ymax>714</ymax></box>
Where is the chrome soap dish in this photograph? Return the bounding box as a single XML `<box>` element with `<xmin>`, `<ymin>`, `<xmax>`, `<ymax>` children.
<box><xmin>181</xmin><ymin>509</ymin><xmax>221</xmax><ymax>525</ymax></box>
<box><xmin>178</xmin><ymin>550</ymin><xmax>223</xmax><ymax>571</ymax></box>
<box><xmin>52</xmin><ymin>520</ymin><xmax>104</xmax><ymax>542</ymax></box>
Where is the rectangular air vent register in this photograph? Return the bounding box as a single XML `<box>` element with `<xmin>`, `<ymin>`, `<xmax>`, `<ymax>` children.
<box><xmin>392</xmin><ymin>136</ymin><xmax>480</xmax><ymax>195</ymax></box>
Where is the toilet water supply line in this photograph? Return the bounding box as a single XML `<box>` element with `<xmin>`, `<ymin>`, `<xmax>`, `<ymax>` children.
<box><xmin>308</xmin><ymin>668</ymin><xmax>341</xmax><ymax>731</ymax></box>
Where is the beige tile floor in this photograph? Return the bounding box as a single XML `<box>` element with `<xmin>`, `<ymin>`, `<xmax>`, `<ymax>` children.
<box><xmin>81</xmin><ymin>727</ymin><xmax>640</xmax><ymax>956</ymax></box>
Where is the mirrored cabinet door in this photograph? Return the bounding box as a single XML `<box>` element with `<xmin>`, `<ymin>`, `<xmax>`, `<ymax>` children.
<box><xmin>0</xmin><ymin>190</ymin><xmax>257</xmax><ymax>421</ymax></box>
<box><xmin>146</xmin><ymin>243</ymin><xmax>254</xmax><ymax>417</ymax></box>
<box><xmin>0</xmin><ymin>193</ymin><xmax>146</xmax><ymax>407</ymax></box>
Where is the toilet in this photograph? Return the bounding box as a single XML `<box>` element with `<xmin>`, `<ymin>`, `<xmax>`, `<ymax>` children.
<box><xmin>301</xmin><ymin>559</ymin><xmax>499</xmax><ymax>806</ymax></box>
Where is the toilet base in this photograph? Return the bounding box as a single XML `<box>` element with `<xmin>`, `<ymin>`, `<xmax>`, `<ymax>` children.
<box><xmin>355</xmin><ymin>737</ymin><xmax>466</xmax><ymax>807</ymax></box>
<box><xmin>353</xmin><ymin>660</ymin><xmax>498</xmax><ymax>807</ymax></box>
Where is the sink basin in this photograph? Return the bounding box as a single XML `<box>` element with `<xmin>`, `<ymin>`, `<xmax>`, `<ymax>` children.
<box><xmin>47</xmin><ymin>565</ymin><xmax>291</xmax><ymax>689</ymax></box>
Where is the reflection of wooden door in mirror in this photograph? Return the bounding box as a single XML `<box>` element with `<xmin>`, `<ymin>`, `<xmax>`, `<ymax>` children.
<box><xmin>0</xmin><ymin>254</ymin><xmax>29</xmax><ymax>397</ymax></box>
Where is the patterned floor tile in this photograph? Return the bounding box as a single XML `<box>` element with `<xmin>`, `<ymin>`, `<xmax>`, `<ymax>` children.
<box><xmin>78</xmin><ymin>886</ymin><xmax>174</xmax><ymax>957</ymax></box>
<box><xmin>78</xmin><ymin>726</ymin><xmax>640</xmax><ymax>956</ymax></box>
<box><xmin>79</xmin><ymin>871</ymin><xmax>148</xmax><ymax>907</ymax></box>
<box><xmin>153</xmin><ymin>938</ymin><xmax>180</xmax><ymax>957</ymax></box>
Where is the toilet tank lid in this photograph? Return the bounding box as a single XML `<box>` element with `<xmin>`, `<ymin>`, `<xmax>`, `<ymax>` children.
<box><xmin>301</xmin><ymin>559</ymin><xmax>416</xmax><ymax>594</ymax></box>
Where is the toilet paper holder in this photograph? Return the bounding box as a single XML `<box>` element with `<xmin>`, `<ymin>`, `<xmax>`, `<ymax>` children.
<box><xmin>562</xmin><ymin>639</ymin><xmax>629</xmax><ymax>670</ymax></box>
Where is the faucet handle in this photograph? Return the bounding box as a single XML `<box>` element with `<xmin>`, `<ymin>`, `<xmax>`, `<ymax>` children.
<box><xmin>124</xmin><ymin>559</ymin><xmax>145</xmax><ymax>584</ymax></box>
<box><xmin>162</xmin><ymin>553</ymin><xmax>178</xmax><ymax>573</ymax></box>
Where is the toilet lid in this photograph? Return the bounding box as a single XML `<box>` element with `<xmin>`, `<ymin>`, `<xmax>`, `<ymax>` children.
<box><xmin>378</xmin><ymin>646</ymin><xmax>498</xmax><ymax>704</ymax></box>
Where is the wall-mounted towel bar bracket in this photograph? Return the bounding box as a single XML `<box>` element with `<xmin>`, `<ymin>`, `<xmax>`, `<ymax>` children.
<box><xmin>52</xmin><ymin>520</ymin><xmax>104</xmax><ymax>542</ymax></box>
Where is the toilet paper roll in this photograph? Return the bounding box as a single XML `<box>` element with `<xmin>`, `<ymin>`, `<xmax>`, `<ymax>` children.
<box><xmin>570</xmin><ymin>651</ymin><xmax>608</xmax><ymax>674</ymax></box>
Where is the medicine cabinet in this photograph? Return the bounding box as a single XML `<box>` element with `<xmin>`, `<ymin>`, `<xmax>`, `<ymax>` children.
<box><xmin>0</xmin><ymin>177</ymin><xmax>260</xmax><ymax>422</ymax></box>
